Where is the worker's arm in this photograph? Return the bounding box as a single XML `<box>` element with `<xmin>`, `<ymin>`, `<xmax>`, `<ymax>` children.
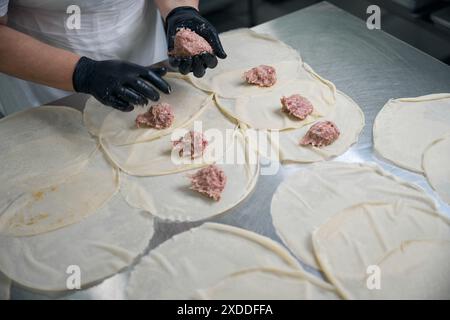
<box><xmin>154</xmin><ymin>0</ymin><xmax>227</xmax><ymax>78</ymax></box>
<box><xmin>0</xmin><ymin>19</ymin><xmax>79</xmax><ymax>91</ymax></box>
<box><xmin>154</xmin><ymin>0</ymin><xmax>199</xmax><ymax>19</ymax></box>
<box><xmin>0</xmin><ymin>16</ymin><xmax>170</xmax><ymax>111</ymax></box>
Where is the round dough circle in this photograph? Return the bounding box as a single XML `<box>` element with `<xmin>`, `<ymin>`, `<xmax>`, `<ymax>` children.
<box><xmin>273</xmin><ymin>90</ymin><xmax>365</xmax><ymax>162</ymax></box>
<box><xmin>83</xmin><ymin>74</ymin><xmax>209</xmax><ymax>146</ymax></box>
<box><xmin>215</xmin><ymin>63</ymin><xmax>336</xmax><ymax>130</ymax></box>
<box><xmin>271</xmin><ymin>162</ymin><xmax>441</xmax><ymax>269</ymax></box>
<box><xmin>201</xmin><ymin>61</ymin><xmax>302</xmax><ymax>98</ymax></box>
<box><xmin>195</xmin><ymin>268</ymin><xmax>340</xmax><ymax>300</ymax></box>
<box><xmin>373</xmin><ymin>94</ymin><xmax>450</xmax><ymax>173</ymax></box>
<box><xmin>0</xmin><ymin>106</ymin><xmax>98</xmax><ymax>194</ymax></box>
<box><xmin>0</xmin><ymin>190</ymin><xmax>154</xmax><ymax>291</ymax></box>
<box><xmin>100</xmin><ymin>97</ymin><xmax>237</xmax><ymax>176</ymax></box>
<box><xmin>423</xmin><ymin>135</ymin><xmax>450</xmax><ymax>205</ymax></box>
<box><xmin>126</xmin><ymin>222</ymin><xmax>303</xmax><ymax>299</ymax></box>
<box><xmin>120</xmin><ymin>132</ymin><xmax>259</xmax><ymax>221</ymax></box>
<box><xmin>312</xmin><ymin>202</ymin><xmax>450</xmax><ymax>299</ymax></box>
<box><xmin>188</xmin><ymin>28</ymin><xmax>301</xmax><ymax>94</ymax></box>
<box><xmin>0</xmin><ymin>150</ymin><xmax>119</xmax><ymax>236</ymax></box>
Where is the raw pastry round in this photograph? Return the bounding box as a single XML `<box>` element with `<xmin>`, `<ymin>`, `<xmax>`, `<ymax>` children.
<box><xmin>188</xmin><ymin>29</ymin><xmax>301</xmax><ymax>94</ymax></box>
<box><xmin>374</xmin><ymin>94</ymin><xmax>450</xmax><ymax>173</ymax></box>
<box><xmin>204</xmin><ymin>61</ymin><xmax>302</xmax><ymax>98</ymax></box>
<box><xmin>423</xmin><ymin>135</ymin><xmax>450</xmax><ymax>205</ymax></box>
<box><xmin>0</xmin><ymin>190</ymin><xmax>154</xmax><ymax>291</ymax></box>
<box><xmin>272</xmin><ymin>91</ymin><xmax>364</xmax><ymax>162</ymax></box>
<box><xmin>0</xmin><ymin>150</ymin><xmax>119</xmax><ymax>236</ymax></box>
<box><xmin>120</xmin><ymin>133</ymin><xmax>259</xmax><ymax>221</ymax></box>
<box><xmin>83</xmin><ymin>74</ymin><xmax>209</xmax><ymax>146</ymax></box>
<box><xmin>195</xmin><ymin>268</ymin><xmax>340</xmax><ymax>300</ymax></box>
<box><xmin>0</xmin><ymin>106</ymin><xmax>98</xmax><ymax>193</ymax></box>
<box><xmin>126</xmin><ymin>223</ymin><xmax>303</xmax><ymax>299</ymax></box>
<box><xmin>100</xmin><ymin>97</ymin><xmax>237</xmax><ymax>176</ymax></box>
<box><xmin>313</xmin><ymin>203</ymin><xmax>450</xmax><ymax>299</ymax></box>
<box><xmin>0</xmin><ymin>272</ymin><xmax>10</xmax><ymax>300</ymax></box>
<box><xmin>271</xmin><ymin>162</ymin><xmax>442</xmax><ymax>269</ymax></box>
<box><xmin>215</xmin><ymin>63</ymin><xmax>336</xmax><ymax>130</ymax></box>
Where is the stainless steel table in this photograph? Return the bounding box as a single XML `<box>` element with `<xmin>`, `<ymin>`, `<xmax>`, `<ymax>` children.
<box><xmin>11</xmin><ymin>1</ymin><xmax>450</xmax><ymax>299</ymax></box>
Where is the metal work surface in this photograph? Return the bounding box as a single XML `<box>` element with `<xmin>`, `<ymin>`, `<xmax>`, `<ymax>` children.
<box><xmin>11</xmin><ymin>1</ymin><xmax>450</xmax><ymax>299</ymax></box>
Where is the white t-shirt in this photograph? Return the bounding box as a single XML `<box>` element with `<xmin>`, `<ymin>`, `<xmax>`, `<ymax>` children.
<box><xmin>0</xmin><ymin>0</ymin><xmax>168</xmax><ymax>115</ymax></box>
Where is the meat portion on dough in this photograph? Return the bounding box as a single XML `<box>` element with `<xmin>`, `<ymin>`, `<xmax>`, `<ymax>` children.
<box><xmin>169</xmin><ymin>28</ymin><xmax>213</xmax><ymax>57</ymax></box>
<box><xmin>243</xmin><ymin>65</ymin><xmax>277</xmax><ymax>87</ymax></box>
<box><xmin>300</xmin><ymin>121</ymin><xmax>340</xmax><ymax>147</ymax></box>
<box><xmin>136</xmin><ymin>103</ymin><xmax>174</xmax><ymax>129</ymax></box>
<box><xmin>281</xmin><ymin>94</ymin><xmax>314</xmax><ymax>120</ymax></box>
<box><xmin>189</xmin><ymin>165</ymin><xmax>227</xmax><ymax>201</ymax></box>
<box><xmin>173</xmin><ymin>130</ymin><xmax>209</xmax><ymax>159</ymax></box>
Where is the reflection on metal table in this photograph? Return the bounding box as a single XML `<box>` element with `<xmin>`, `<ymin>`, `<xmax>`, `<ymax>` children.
<box><xmin>11</xmin><ymin>1</ymin><xmax>450</xmax><ymax>299</ymax></box>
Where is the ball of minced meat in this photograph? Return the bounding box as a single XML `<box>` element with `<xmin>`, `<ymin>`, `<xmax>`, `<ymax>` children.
<box><xmin>169</xmin><ymin>28</ymin><xmax>213</xmax><ymax>57</ymax></box>
<box><xmin>243</xmin><ymin>65</ymin><xmax>277</xmax><ymax>87</ymax></box>
<box><xmin>281</xmin><ymin>94</ymin><xmax>314</xmax><ymax>120</ymax></box>
<box><xmin>189</xmin><ymin>165</ymin><xmax>227</xmax><ymax>201</ymax></box>
<box><xmin>173</xmin><ymin>130</ymin><xmax>208</xmax><ymax>159</ymax></box>
<box><xmin>300</xmin><ymin>121</ymin><xmax>340</xmax><ymax>147</ymax></box>
<box><xmin>135</xmin><ymin>103</ymin><xmax>174</xmax><ymax>129</ymax></box>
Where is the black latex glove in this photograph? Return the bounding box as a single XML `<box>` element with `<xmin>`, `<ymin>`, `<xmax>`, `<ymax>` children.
<box><xmin>72</xmin><ymin>56</ymin><xmax>171</xmax><ymax>112</ymax></box>
<box><xmin>165</xmin><ymin>6</ymin><xmax>227</xmax><ymax>78</ymax></box>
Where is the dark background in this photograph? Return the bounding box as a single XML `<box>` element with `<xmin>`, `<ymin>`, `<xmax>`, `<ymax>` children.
<box><xmin>200</xmin><ymin>0</ymin><xmax>450</xmax><ymax>65</ymax></box>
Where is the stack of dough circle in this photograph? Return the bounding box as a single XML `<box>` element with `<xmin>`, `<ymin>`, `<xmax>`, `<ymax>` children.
<box><xmin>270</xmin><ymin>161</ymin><xmax>449</xmax><ymax>270</ymax></box>
<box><xmin>100</xmin><ymin>96</ymin><xmax>238</xmax><ymax>176</ymax></box>
<box><xmin>374</xmin><ymin>94</ymin><xmax>450</xmax><ymax>173</ymax></box>
<box><xmin>0</xmin><ymin>189</ymin><xmax>155</xmax><ymax>291</ymax></box>
<box><xmin>313</xmin><ymin>203</ymin><xmax>450</xmax><ymax>299</ymax></box>
<box><xmin>187</xmin><ymin>28</ymin><xmax>302</xmax><ymax>95</ymax></box>
<box><xmin>120</xmin><ymin>132</ymin><xmax>259</xmax><ymax>221</ymax></box>
<box><xmin>194</xmin><ymin>268</ymin><xmax>340</xmax><ymax>300</ymax></box>
<box><xmin>83</xmin><ymin>73</ymin><xmax>210</xmax><ymax>146</ymax></box>
<box><xmin>215</xmin><ymin>63</ymin><xmax>336</xmax><ymax>130</ymax></box>
<box><xmin>422</xmin><ymin>135</ymin><xmax>450</xmax><ymax>205</ymax></box>
<box><xmin>0</xmin><ymin>107</ymin><xmax>120</xmax><ymax>236</ymax></box>
<box><xmin>126</xmin><ymin>222</ymin><xmax>304</xmax><ymax>299</ymax></box>
<box><xmin>272</xmin><ymin>91</ymin><xmax>365</xmax><ymax>162</ymax></box>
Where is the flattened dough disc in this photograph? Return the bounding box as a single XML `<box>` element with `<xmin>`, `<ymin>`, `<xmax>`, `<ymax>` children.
<box><xmin>188</xmin><ymin>29</ymin><xmax>301</xmax><ymax>94</ymax></box>
<box><xmin>83</xmin><ymin>74</ymin><xmax>209</xmax><ymax>145</ymax></box>
<box><xmin>100</xmin><ymin>97</ymin><xmax>237</xmax><ymax>176</ymax></box>
<box><xmin>374</xmin><ymin>94</ymin><xmax>450</xmax><ymax>173</ymax></box>
<box><xmin>423</xmin><ymin>135</ymin><xmax>450</xmax><ymax>205</ymax></box>
<box><xmin>199</xmin><ymin>61</ymin><xmax>302</xmax><ymax>98</ymax></box>
<box><xmin>271</xmin><ymin>162</ymin><xmax>441</xmax><ymax>269</ymax></box>
<box><xmin>0</xmin><ymin>150</ymin><xmax>119</xmax><ymax>236</ymax></box>
<box><xmin>195</xmin><ymin>268</ymin><xmax>340</xmax><ymax>300</ymax></box>
<box><xmin>120</xmin><ymin>132</ymin><xmax>259</xmax><ymax>221</ymax></box>
<box><xmin>273</xmin><ymin>90</ymin><xmax>364</xmax><ymax>163</ymax></box>
<box><xmin>0</xmin><ymin>190</ymin><xmax>154</xmax><ymax>291</ymax></box>
<box><xmin>313</xmin><ymin>203</ymin><xmax>450</xmax><ymax>299</ymax></box>
<box><xmin>126</xmin><ymin>223</ymin><xmax>302</xmax><ymax>299</ymax></box>
<box><xmin>0</xmin><ymin>106</ymin><xmax>98</xmax><ymax>198</ymax></box>
<box><xmin>215</xmin><ymin>63</ymin><xmax>336</xmax><ymax>130</ymax></box>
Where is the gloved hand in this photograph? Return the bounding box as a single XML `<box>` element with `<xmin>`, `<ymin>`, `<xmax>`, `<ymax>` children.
<box><xmin>165</xmin><ymin>6</ymin><xmax>227</xmax><ymax>78</ymax></box>
<box><xmin>72</xmin><ymin>57</ymin><xmax>171</xmax><ymax>112</ymax></box>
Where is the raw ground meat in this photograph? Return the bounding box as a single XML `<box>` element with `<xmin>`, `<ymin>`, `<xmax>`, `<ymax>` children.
<box><xmin>281</xmin><ymin>94</ymin><xmax>314</xmax><ymax>120</ymax></box>
<box><xmin>136</xmin><ymin>103</ymin><xmax>174</xmax><ymax>129</ymax></box>
<box><xmin>243</xmin><ymin>65</ymin><xmax>277</xmax><ymax>87</ymax></box>
<box><xmin>173</xmin><ymin>130</ymin><xmax>209</xmax><ymax>159</ymax></box>
<box><xmin>169</xmin><ymin>28</ymin><xmax>213</xmax><ymax>57</ymax></box>
<box><xmin>300</xmin><ymin>121</ymin><xmax>340</xmax><ymax>147</ymax></box>
<box><xmin>189</xmin><ymin>165</ymin><xmax>227</xmax><ymax>201</ymax></box>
